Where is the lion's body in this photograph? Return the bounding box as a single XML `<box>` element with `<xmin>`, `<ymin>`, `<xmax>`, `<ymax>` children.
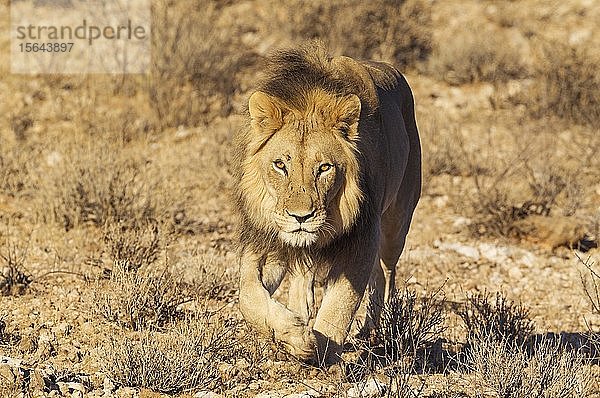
<box><xmin>233</xmin><ymin>45</ymin><xmax>421</xmax><ymax>363</ymax></box>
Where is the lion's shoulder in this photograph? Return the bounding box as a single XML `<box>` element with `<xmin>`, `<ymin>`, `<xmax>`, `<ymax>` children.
<box><xmin>359</xmin><ymin>61</ymin><xmax>403</xmax><ymax>92</ymax></box>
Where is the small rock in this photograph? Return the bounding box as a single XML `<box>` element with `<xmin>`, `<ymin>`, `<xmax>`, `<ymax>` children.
<box><xmin>284</xmin><ymin>391</ymin><xmax>321</xmax><ymax>398</ymax></box>
<box><xmin>347</xmin><ymin>378</ymin><xmax>387</xmax><ymax>398</ymax></box>
<box><xmin>255</xmin><ymin>391</ymin><xmax>282</xmax><ymax>398</ymax></box>
<box><xmin>103</xmin><ymin>377</ymin><xmax>116</xmax><ymax>394</ymax></box>
<box><xmin>0</xmin><ymin>364</ymin><xmax>16</xmax><ymax>384</ymax></box>
<box><xmin>248</xmin><ymin>382</ymin><xmax>263</xmax><ymax>391</ymax></box>
<box><xmin>175</xmin><ymin>125</ymin><xmax>193</xmax><ymax>140</ymax></box>
<box><xmin>194</xmin><ymin>391</ymin><xmax>225</xmax><ymax>398</ymax></box>
<box><xmin>117</xmin><ymin>387</ymin><xmax>139</xmax><ymax>398</ymax></box>
<box><xmin>438</xmin><ymin>242</ymin><xmax>480</xmax><ymax>260</ymax></box>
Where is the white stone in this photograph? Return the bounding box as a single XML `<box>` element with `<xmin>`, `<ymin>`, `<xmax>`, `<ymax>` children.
<box><xmin>347</xmin><ymin>378</ymin><xmax>387</xmax><ymax>398</ymax></box>
<box><xmin>255</xmin><ymin>392</ymin><xmax>283</xmax><ymax>398</ymax></box>
<box><xmin>284</xmin><ymin>391</ymin><xmax>321</xmax><ymax>398</ymax></box>
<box><xmin>438</xmin><ymin>242</ymin><xmax>480</xmax><ymax>260</ymax></box>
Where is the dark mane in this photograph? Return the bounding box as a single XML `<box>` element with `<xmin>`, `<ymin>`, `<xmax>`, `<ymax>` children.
<box><xmin>258</xmin><ymin>44</ymin><xmax>358</xmax><ymax>111</ymax></box>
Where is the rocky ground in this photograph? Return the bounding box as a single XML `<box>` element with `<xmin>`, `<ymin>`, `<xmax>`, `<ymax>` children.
<box><xmin>1</xmin><ymin>0</ymin><xmax>600</xmax><ymax>397</ymax></box>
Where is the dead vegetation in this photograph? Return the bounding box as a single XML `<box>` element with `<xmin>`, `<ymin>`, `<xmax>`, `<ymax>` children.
<box><xmin>102</xmin><ymin>314</ymin><xmax>238</xmax><ymax>394</ymax></box>
<box><xmin>531</xmin><ymin>42</ymin><xmax>600</xmax><ymax>128</ymax></box>
<box><xmin>0</xmin><ymin>0</ymin><xmax>599</xmax><ymax>396</ymax></box>
<box><xmin>284</xmin><ymin>0</ymin><xmax>432</xmax><ymax>69</ymax></box>
<box><xmin>459</xmin><ymin>291</ymin><xmax>535</xmax><ymax>348</ymax></box>
<box><xmin>94</xmin><ymin>250</ymin><xmax>191</xmax><ymax>331</ymax></box>
<box><xmin>148</xmin><ymin>0</ymin><xmax>248</xmax><ymax>130</ymax></box>
<box><xmin>466</xmin><ymin>335</ymin><xmax>594</xmax><ymax>398</ymax></box>
<box><xmin>0</xmin><ymin>229</ymin><xmax>32</xmax><ymax>296</ymax></box>
<box><xmin>36</xmin><ymin>142</ymin><xmax>158</xmax><ymax>231</ymax></box>
<box><xmin>429</xmin><ymin>24</ymin><xmax>529</xmax><ymax>84</ymax></box>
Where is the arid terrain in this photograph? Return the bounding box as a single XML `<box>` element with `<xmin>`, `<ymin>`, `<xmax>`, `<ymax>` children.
<box><xmin>1</xmin><ymin>0</ymin><xmax>600</xmax><ymax>397</ymax></box>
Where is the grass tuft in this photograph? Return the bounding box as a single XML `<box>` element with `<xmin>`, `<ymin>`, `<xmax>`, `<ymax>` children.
<box><xmin>467</xmin><ymin>335</ymin><xmax>594</xmax><ymax>398</ymax></box>
<box><xmin>531</xmin><ymin>43</ymin><xmax>600</xmax><ymax>128</ymax></box>
<box><xmin>459</xmin><ymin>291</ymin><xmax>534</xmax><ymax>349</ymax></box>
<box><xmin>102</xmin><ymin>314</ymin><xmax>238</xmax><ymax>394</ymax></box>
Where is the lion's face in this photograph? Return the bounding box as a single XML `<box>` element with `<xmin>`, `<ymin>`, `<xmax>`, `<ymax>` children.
<box><xmin>240</xmin><ymin>90</ymin><xmax>364</xmax><ymax>247</ymax></box>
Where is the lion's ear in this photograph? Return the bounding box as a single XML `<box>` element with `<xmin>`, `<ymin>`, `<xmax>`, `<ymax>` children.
<box><xmin>248</xmin><ymin>91</ymin><xmax>286</xmax><ymax>132</ymax></box>
<box><xmin>336</xmin><ymin>94</ymin><xmax>361</xmax><ymax>142</ymax></box>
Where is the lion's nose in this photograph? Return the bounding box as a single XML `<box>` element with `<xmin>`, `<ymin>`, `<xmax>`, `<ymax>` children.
<box><xmin>286</xmin><ymin>209</ymin><xmax>315</xmax><ymax>224</ymax></box>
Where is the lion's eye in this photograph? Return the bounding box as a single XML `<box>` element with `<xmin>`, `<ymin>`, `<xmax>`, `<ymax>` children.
<box><xmin>273</xmin><ymin>160</ymin><xmax>287</xmax><ymax>174</ymax></box>
<box><xmin>318</xmin><ymin>163</ymin><xmax>333</xmax><ymax>173</ymax></box>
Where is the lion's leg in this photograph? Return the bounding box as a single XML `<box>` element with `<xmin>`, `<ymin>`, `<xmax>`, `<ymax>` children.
<box><xmin>239</xmin><ymin>248</ymin><xmax>316</xmax><ymax>360</ymax></box>
<box><xmin>261</xmin><ymin>252</ymin><xmax>286</xmax><ymax>295</ymax></box>
<box><xmin>287</xmin><ymin>271</ymin><xmax>315</xmax><ymax>323</ymax></box>
<box><xmin>359</xmin><ymin>257</ymin><xmax>391</xmax><ymax>337</ymax></box>
<box><xmin>361</xmin><ymin>194</ymin><xmax>417</xmax><ymax>336</ymax></box>
<box><xmin>312</xmin><ymin>243</ymin><xmax>378</xmax><ymax>363</ymax></box>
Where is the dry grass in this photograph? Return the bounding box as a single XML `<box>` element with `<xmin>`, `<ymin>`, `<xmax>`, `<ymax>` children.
<box><xmin>36</xmin><ymin>142</ymin><xmax>158</xmax><ymax>231</ymax></box>
<box><xmin>0</xmin><ymin>230</ymin><xmax>32</xmax><ymax>296</ymax></box>
<box><xmin>0</xmin><ymin>143</ymin><xmax>38</xmax><ymax>198</ymax></box>
<box><xmin>148</xmin><ymin>0</ymin><xmax>249</xmax><ymax>129</ymax></box>
<box><xmin>339</xmin><ymin>288</ymin><xmax>445</xmax><ymax>398</ymax></box>
<box><xmin>0</xmin><ymin>375</ymin><xmax>21</xmax><ymax>398</ymax></box>
<box><xmin>104</xmin><ymin>221</ymin><xmax>162</xmax><ymax>273</ymax></box>
<box><xmin>429</xmin><ymin>24</ymin><xmax>529</xmax><ymax>85</ymax></box>
<box><xmin>285</xmin><ymin>0</ymin><xmax>431</xmax><ymax>68</ymax></box>
<box><xmin>102</xmin><ymin>314</ymin><xmax>238</xmax><ymax>394</ymax></box>
<box><xmin>374</xmin><ymin>287</ymin><xmax>445</xmax><ymax>363</ymax></box>
<box><xmin>0</xmin><ymin>0</ymin><xmax>598</xmax><ymax>396</ymax></box>
<box><xmin>459</xmin><ymin>291</ymin><xmax>535</xmax><ymax>349</ymax></box>
<box><xmin>467</xmin><ymin>335</ymin><xmax>594</xmax><ymax>398</ymax></box>
<box><xmin>531</xmin><ymin>42</ymin><xmax>600</xmax><ymax>128</ymax></box>
<box><xmin>94</xmin><ymin>258</ymin><xmax>190</xmax><ymax>331</ymax></box>
<box><xmin>579</xmin><ymin>255</ymin><xmax>600</xmax><ymax>322</ymax></box>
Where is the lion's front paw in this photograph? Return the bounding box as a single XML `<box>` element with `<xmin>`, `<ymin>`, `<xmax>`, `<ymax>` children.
<box><xmin>277</xmin><ymin>321</ymin><xmax>317</xmax><ymax>361</ymax></box>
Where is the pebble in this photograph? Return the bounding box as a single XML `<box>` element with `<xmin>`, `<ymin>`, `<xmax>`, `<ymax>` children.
<box><xmin>347</xmin><ymin>378</ymin><xmax>387</xmax><ymax>398</ymax></box>
<box><xmin>284</xmin><ymin>391</ymin><xmax>321</xmax><ymax>398</ymax></box>
<box><xmin>194</xmin><ymin>391</ymin><xmax>225</xmax><ymax>398</ymax></box>
<box><xmin>0</xmin><ymin>364</ymin><xmax>16</xmax><ymax>384</ymax></box>
<box><xmin>438</xmin><ymin>242</ymin><xmax>480</xmax><ymax>260</ymax></box>
<box><xmin>117</xmin><ymin>387</ymin><xmax>139</xmax><ymax>398</ymax></box>
<box><xmin>104</xmin><ymin>377</ymin><xmax>116</xmax><ymax>394</ymax></box>
<box><xmin>255</xmin><ymin>391</ymin><xmax>283</xmax><ymax>398</ymax></box>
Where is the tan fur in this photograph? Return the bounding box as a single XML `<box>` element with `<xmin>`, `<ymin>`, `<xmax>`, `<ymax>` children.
<box><xmin>233</xmin><ymin>45</ymin><xmax>421</xmax><ymax>363</ymax></box>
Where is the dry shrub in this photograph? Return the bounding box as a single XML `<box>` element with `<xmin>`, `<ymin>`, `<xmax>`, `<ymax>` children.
<box><xmin>468</xmin><ymin>155</ymin><xmax>583</xmax><ymax>237</ymax></box>
<box><xmin>374</xmin><ymin>288</ymin><xmax>445</xmax><ymax>362</ymax></box>
<box><xmin>96</xmin><ymin>220</ymin><xmax>192</xmax><ymax>331</ymax></box>
<box><xmin>0</xmin><ymin>315</ymin><xmax>20</xmax><ymax>346</ymax></box>
<box><xmin>94</xmin><ymin>259</ymin><xmax>190</xmax><ymax>331</ymax></box>
<box><xmin>37</xmin><ymin>144</ymin><xmax>157</xmax><ymax>231</ymax></box>
<box><xmin>0</xmin><ymin>232</ymin><xmax>32</xmax><ymax>296</ymax></box>
<box><xmin>467</xmin><ymin>336</ymin><xmax>594</xmax><ymax>398</ymax></box>
<box><xmin>285</xmin><ymin>0</ymin><xmax>431</xmax><ymax>69</ymax></box>
<box><xmin>459</xmin><ymin>291</ymin><xmax>534</xmax><ymax>349</ymax></box>
<box><xmin>420</xmin><ymin>122</ymin><xmax>481</xmax><ymax>181</ymax></box>
<box><xmin>429</xmin><ymin>25</ymin><xmax>529</xmax><ymax>85</ymax></box>
<box><xmin>579</xmin><ymin>255</ymin><xmax>600</xmax><ymax>320</ymax></box>
<box><xmin>531</xmin><ymin>43</ymin><xmax>600</xmax><ymax>128</ymax></box>
<box><xmin>149</xmin><ymin>0</ymin><xmax>248</xmax><ymax>129</ymax></box>
<box><xmin>94</xmin><ymin>224</ymin><xmax>190</xmax><ymax>331</ymax></box>
<box><xmin>344</xmin><ymin>287</ymin><xmax>444</xmax><ymax>394</ymax></box>
<box><xmin>104</xmin><ymin>221</ymin><xmax>161</xmax><ymax>272</ymax></box>
<box><xmin>0</xmin><ymin>144</ymin><xmax>38</xmax><ymax>197</ymax></box>
<box><xmin>102</xmin><ymin>314</ymin><xmax>238</xmax><ymax>394</ymax></box>
<box><xmin>525</xmin><ymin>161</ymin><xmax>582</xmax><ymax>217</ymax></box>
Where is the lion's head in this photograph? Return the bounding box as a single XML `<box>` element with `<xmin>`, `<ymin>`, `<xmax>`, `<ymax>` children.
<box><xmin>234</xmin><ymin>49</ymin><xmax>372</xmax><ymax>248</ymax></box>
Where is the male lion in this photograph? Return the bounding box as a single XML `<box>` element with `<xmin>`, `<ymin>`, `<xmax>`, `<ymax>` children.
<box><xmin>233</xmin><ymin>45</ymin><xmax>421</xmax><ymax>363</ymax></box>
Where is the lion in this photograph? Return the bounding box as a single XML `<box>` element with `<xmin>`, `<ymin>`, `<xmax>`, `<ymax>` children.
<box><xmin>233</xmin><ymin>44</ymin><xmax>421</xmax><ymax>364</ymax></box>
